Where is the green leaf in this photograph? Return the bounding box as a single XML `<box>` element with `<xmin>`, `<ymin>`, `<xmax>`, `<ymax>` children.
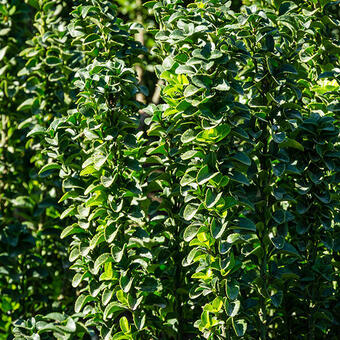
<box><xmin>102</xmin><ymin>288</ymin><xmax>114</xmax><ymax>306</ymax></box>
<box><xmin>184</xmin><ymin>85</ymin><xmax>201</xmax><ymax>97</ymax></box>
<box><xmin>38</xmin><ymin>163</ymin><xmax>61</xmax><ymax>175</ymax></box>
<box><xmin>281</xmin><ymin>242</ymin><xmax>300</xmax><ymax>257</ymax></box>
<box><xmin>0</xmin><ymin>46</ymin><xmax>8</xmax><ymax>61</ymax></box>
<box><xmin>183</xmin><ymin>225</ymin><xmax>200</xmax><ymax>242</ymax></box>
<box><xmin>61</xmin><ymin>225</ymin><xmax>86</xmax><ymax>239</ymax></box>
<box><xmin>44</xmin><ymin>313</ymin><xmax>65</xmax><ymax>322</ymax></box>
<box><xmin>80</xmin><ymin>165</ymin><xmax>97</xmax><ymax>176</ymax></box>
<box><xmin>120</xmin><ymin>275</ymin><xmax>133</xmax><ymax>293</ymax></box>
<box><xmin>273</xmin><ymin>132</ymin><xmax>286</xmax><ymax>143</ymax></box>
<box><xmin>235</xmin><ymin>217</ymin><xmax>256</xmax><ymax>232</ymax></box>
<box><xmin>279</xmin><ymin>64</ymin><xmax>298</xmax><ymax>75</ymax></box>
<box><xmin>197</xmin><ymin>165</ymin><xmax>218</xmax><ymax>185</ymax></box>
<box><xmin>45</xmin><ymin>56</ymin><xmax>62</xmax><ymax>66</ymax></box>
<box><xmin>205</xmin><ymin>188</ymin><xmax>222</xmax><ymax>208</ymax></box>
<box><xmin>196</xmin><ymin>124</ymin><xmax>231</xmax><ymax>143</ymax></box>
<box><xmin>269</xmin><ymin>233</ymin><xmax>285</xmax><ymax>249</ymax></box>
<box><xmin>105</xmin><ymin>222</ymin><xmax>119</xmax><ymax>243</ymax></box>
<box><xmin>120</xmin><ymin>316</ymin><xmax>130</xmax><ymax>334</ymax></box>
<box><xmin>180</xmin><ymin>173</ymin><xmax>195</xmax><ymax>186</ymax></box>
<box><xmin>111</xmin><ymin>245</ymin><xmax>125</xmax><ymax>262</ymax></box>
<box><xmin>58</xmin><ymin>191</ymin><xmax>78</xmax><ymax>203</ymax></box>
<box><xmin>26</xmin><ymin>0</ymin><xmax>40</xmax><ymax>9</ymax></box>
<box><xmin>75</xmin><ymin>295</ymin><xmax>93</xmax><ymax>313</ymax></box>
<box><xmin>84</xmin><ymin>129</ymin><xmax>99</xmax><ymax>140</ymax></box>
<box><xmin>201</xmin><ymin>310</ymin><xmax>210</xmax><ymax>328</ymax></box>
<box><xmin>72</xmin><ymin>272</ymin><xmax>84</xmax><ymax>288</ymax></box>
<box><xmin>94</xmin><ymin>253</ymin><xmax>111</xmax><ymax>274</ymax></box>
<box><xmin>183</xmin><ymin>203</ymin><xmax>198</xmax><ymax>221</ymax></box>
<box><xmin>104</xmin><ymin>302</ymin><xmax>126</xmax><ymax>320</ymax></box>
<box><xmin>213</xmin><ymin>79</ymin><xmax>230</xmax><ymax>91</ymax></box>
<box><xmin>27</xmin><ymin>125</ymin><xmax>46</xmax><ymax>137</ymax></box>
<box><xmin>280</xmin><ymin>138</ymin><xmax>304</xmax><ymax>151</ymax></box>
<box><xmin>232</xmin><ymin>319</ymin><xmax>247</xmax><ymax>337</ymax></box>
<box><xmin>133</xmin><ymin>312</ymin><xmax>146</xmax><ymax>331</ymax></box>
<box><xmin>175</xmin><ymin>65</ymin><xmax>196</xmax><ymax>74</ymax></box>
<box><xmin>230</xmin><ymin>171</ymin><xmax>250</xmax><ymax>186</ymax></box>
<box><xmin>181</xmin><ymin>149</ymin><xmax>200</xmax><ymax>160</ymax></box>
<box><xmin>18</xmin><ymin>98</ymin><xmax>35</xmax><ymax>111</ymax></box>
<box><xmin>84</xmin><ymin>33</ymin><xmax>101</xmax><ymax>45</ymax></box>
<box><xmin>181</xmin><ymin>129</ymin><xmax>196</xmax><ymax>143</ymax></box>
<box><xmin>231</xmin><ymin>152</ymin><xmax>251</xmax><ymax>166</ymax></box>
<box><xmin>210</xmin><ymin>218</ymin><xmax>226</xmax><ymax>239</ymax></box>
<box><xmin>101</xmin><ymin>175</ymin><xmax>114</xmax><ymax>187</ymax></box>
<box><xmin>60</xmin><ymin>206</ymin><xmax>76</xmax><ymax>220</ymax></box>
<box><xmin>226</xmin><ymin>281</ymin><xmax>240</xmax><ymax>300</ymax></box>
<box><xmin>224</xmin><ymin>197</ymin><xmax>238</xmax><ymax>209</ymax></box>
<box><xmin>271</xmin><ymin>291</ymin><xmax>283</xmax><ymax>307</ymax></box>
<box><xmin>162</xmin><ymin>56</ymin><xmax>175</xmax><ymax>70</ymax></box>
<box><xmin>226</xmin><ymin>300</ymin><xmax>240</xmax><ymax>317</ymax></box>
<box><xmin>279</xmin><ymin>1</ymin><xmax>297</xmax><ymax>16</ymax></box>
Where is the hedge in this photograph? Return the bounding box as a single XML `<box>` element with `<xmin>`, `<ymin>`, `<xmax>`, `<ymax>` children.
<box><xmin>1</xmin><ymin>0</ymin><xmax>339</xmax><ymax>339</ymax></box>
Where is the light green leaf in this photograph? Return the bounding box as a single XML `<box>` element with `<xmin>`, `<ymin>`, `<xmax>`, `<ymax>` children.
<box><xmin>120</xmin><ymin>316</ymin><xmax>130</xmax><ymax>334</ymax></box>
<box><xmin>213</xmin><ymin>79</ymin><xmax>230</xmax><ymax>91</ymax></box>
<box><xmin>94</xmin><ymin>253</ymin><xmax>111</xmax><ymax>274</ymax></box>
<box><xmin>181</xmin><ymin>129</ymin><xmax>196</xmax><ymax>143</ymax></box>
<box><xmin>183</xmin><ymin>225</ymin><xmax>200</xmax><ymax>242</ymax></box>
<box><xmin>18</xmin><ymin>98</ymin><xmax>35</xmax><ymax>111</ymax></box>
<box><xmin>80</xmin><ymin>165</ymin><xmax>97</xmax><ymax>176</ymax></box>
<box><xmin>183</xmin><ymin>203</ymin><xmax>198</xmax><ymax>221</ymax></box>
<box><xmin>103</xmin><ymin>302</ymin><xmax>126</xmax><ymax>320</ymax></box>
<box><xmin>60</xmin><ymin>206</ymin><xmax>76</xmax><ymax>220</ymax></box>
<box><xmin>184</xmin><ymin>85</ymin><xmax>201</xmax><ymax>97</ymax></box>
<box><xmin>61</xmin><ymin>225</ymin><xmax>86</xmax><ymax>239</ymax></box>
<box><xmin>38</xmin><ymin>163</ymin><xmax>60</xmax><ymax>175</ymax></box>
<box><xmin>0</xmin><ymin>46</ymin><xmax>8</xmax><ymax>61</ymax></box>
<box><xmin>75</xmin><ymin>295</ymin><xmax>93</xmax><ymax>313</ymax></box>
<box><xmin>196</xmin><ymin>124</ymin><xmax>231</xmax><ymax>143</ymax></box>
<box><xmin>27</xmin><ymin>125</ymin><xmax>45</xmax><ymax>137</ymax></box>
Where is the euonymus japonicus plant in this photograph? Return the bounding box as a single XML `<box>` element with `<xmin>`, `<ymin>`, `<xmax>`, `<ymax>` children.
<box><xmin>2</xmin><ymin>0</ymin><xmax>339</xmax><ymax>339</ymax></box>
<box><xmin>37</xmin><ymin>1</ymin><xmax>179</xmax><ymax>339</ymax></box>
<box><xmin>0</xmin><ymin>1</ymin><xmax>34</xmax><ymax>335</ymax></box>
<box><xmin>143</xmin><ymin>0</ymin><xmax>340</xmax><ymax>338</ymax></box>
<box><xmin>0</xmin><ymin>0</ymin><xmax>81</xmax><ymax>338</ymax></box>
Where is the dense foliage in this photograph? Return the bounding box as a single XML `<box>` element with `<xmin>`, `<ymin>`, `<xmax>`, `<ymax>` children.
<box><xmin>1</xmin><ymin>0</ymin><xmax>339</xmax><ymax>339</ymax></box>
<box><xmin>0</xmin><ymin>1</ymin><xmax>77</xmax><ymax>337</ymax></box>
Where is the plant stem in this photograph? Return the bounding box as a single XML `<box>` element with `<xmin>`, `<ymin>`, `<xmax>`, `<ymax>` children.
<box><xmin>135</xmin><ymin>0</ymin><xmax>146</xmax><ymax>105</ymax></box>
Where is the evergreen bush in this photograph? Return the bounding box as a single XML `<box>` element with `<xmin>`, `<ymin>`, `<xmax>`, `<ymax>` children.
<box><xmin>1</xmin><ymin>0</ymin><xmax>339</xmax><ymax>339</ymax></box>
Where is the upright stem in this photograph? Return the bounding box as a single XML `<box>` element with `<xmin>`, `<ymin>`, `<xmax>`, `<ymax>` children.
<box><xmin>0</xmin><ymin>115</ymin><xmax>8</xmax><ymax>211</ymax></box>
<box><xmin>174</xmin><ymin>223</ymin><xmax>184</xmax><ymax>339</ymax></box>
<box><xmin>135</xmin><ymin>0</ymin><xmax>146</xmax><ymax>105</ymax></box>
<box><xmin>256</xmin><ymin>70</ymin><xmax>273</xmax><ymax>340</ymax></box>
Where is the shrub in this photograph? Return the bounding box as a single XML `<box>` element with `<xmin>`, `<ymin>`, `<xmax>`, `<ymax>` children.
<box><xmin>1</xmin><ymin>0</ymin><xmax>339</xmax><ymax>339</ymax></box>
<box><xmin>0</xmin><ymin>0</ymin><xmax>75</xmax><ymax>336</ymax></box>
<box><xmin>143</xmin><ymin>1</ymin><xmax>340</xmax><ymax>338</ymax></box>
